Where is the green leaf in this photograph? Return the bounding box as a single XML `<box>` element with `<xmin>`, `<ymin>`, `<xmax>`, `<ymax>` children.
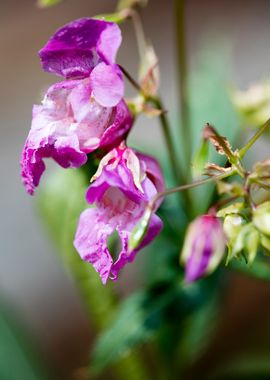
<box><xmin>186</xmin><ymin>38</ymin><xmax>240</xmax><ymax>214</ymax></box>
<box><xmin>91</xmin><ymin>285</ymin><xmax>181</xmax><ymax>374</ymax></box>
<box><xmin>37</xmin><ymin>168</ymin><xmax>116</xmax><ymax>329</ymax></box>
<box><xmin>192</xmin><ymin>136</ymin><xmax>209</xmax><ymax>179</ymax></box>
<box><xmin>37</xmin><ymin>0</ymin><xmax>62</xmax><ymax>8</ymax></box>
<box><xmin>177</xmin><ymin>293</ymin><xmax>220</xmax><ymax>365</ymax></box>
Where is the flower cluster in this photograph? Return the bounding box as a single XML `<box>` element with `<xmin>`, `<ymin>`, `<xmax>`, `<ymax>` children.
<box><xmin>21</xmin><ymin>18</ymin><xmax>164</xmax><ymax>283</ymax></box>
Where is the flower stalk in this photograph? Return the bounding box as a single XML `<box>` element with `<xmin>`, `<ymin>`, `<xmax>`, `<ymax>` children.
<box><xmin>239</xmin><ymin>118</ymin><xmax>270</xmax><ymax>158</ymax></box>
<box><xmin>175</xmin><ymin>0</ymin><xmax>192</xmax><ymax>177</ymax></box>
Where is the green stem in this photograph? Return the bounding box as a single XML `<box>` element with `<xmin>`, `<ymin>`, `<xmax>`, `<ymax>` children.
<box><xmin>175</xmin><ymin>0</ymin><xmax>192</xmax><ymax>177</ymax></box>
<box><xmin>130</xmin><ymin>9</ymin><xmax>147</xmax><ymax>61</ymax></box>
<box><xmin>150</xmin><ymin>97</ymin><xmax>185</xmax><ymax>185</ymax></box>
<box><xmin>151</xmin><ymin>96</ymin><xmax>193</xmax><ymax>213</ymax></box>
<box><xmin>148</xmin><ymin>169</ymin><xmax>235</xmax><ymax>212</ymax></box>
<box><xmin>239</xmin><ymin>118</ymin><xmax>270</xmax><ymax>158</ymax></box>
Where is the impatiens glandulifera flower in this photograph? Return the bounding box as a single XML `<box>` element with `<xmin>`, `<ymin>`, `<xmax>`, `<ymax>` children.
<box><xmin>181</xmin><ymin>215</ymin><xmax>226</xmax><ymax>283</ymax></box>
<box><xmin>74</xmin><ymin>144</ymin><xmax>165</xmax><ymax>284</ymax></box>
<box><xmin>39</xmin><ymin>18</ymin><xmax>124</xmax><ymax>107</ymax></box>
<box><xmin>21</xmin><ymin>80</ymin><xmax>132</xmax><ymax>195</ymax></box>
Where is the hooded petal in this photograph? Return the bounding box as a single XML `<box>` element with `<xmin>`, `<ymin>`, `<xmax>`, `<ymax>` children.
<box><xmin>39</xmin><ymin>18</ymin><xmax>122</xmax><ymax>79</ymax></box>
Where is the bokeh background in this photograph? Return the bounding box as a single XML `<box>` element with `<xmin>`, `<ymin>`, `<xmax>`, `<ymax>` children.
<box><xmin>2</xmin><ymin>0</ymin><xmax>270</xmax><ymax>379</ymax></box>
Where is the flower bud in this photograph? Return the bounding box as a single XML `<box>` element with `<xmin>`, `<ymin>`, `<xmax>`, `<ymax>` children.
<box><xmin>223</xmin><ymin>214</ymin><xmax>244</xmax><ymax>242</ymax></box>
<box><xmin>180</xmin><ymin>215</ymin><xmax>226</xmax><ymax>283</ymax></box>
<box><xmin>231</xmin><ymin>81</ymin><xmax>270</xmax><ymax>126</ymax></box>
<box><xmin>253</xmin><ymin>201</ymin><xmax>270</xmax><ymax>235</ymax></box>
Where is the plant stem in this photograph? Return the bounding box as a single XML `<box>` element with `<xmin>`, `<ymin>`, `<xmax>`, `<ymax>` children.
<box><xmin>120</xmin><ymin>66</ymin><xmax>190</xmax><ymax>209</ymax></box>
<box><xmin>150</xmin><ymin>97</ymin><xmax>185</xmax><ymax>185</ymax></box>
<box><xmin>175</xmin><ymin>0</ymin><xmax>192</xmax><ymax>177</ymax></box>
<box><xmin>148</xmin><ymin>169</ymin><xmax>235</xmax><ymax>212</ymax></box>
<box><xmin>130</xmin><ymin>9</ymin><xmax>147</xmax><ymax>61</ymax></box>
<box><xmin>239</xmin><ymin>118</ymin><xmax>270</xmax><ymax>158</ymax></box>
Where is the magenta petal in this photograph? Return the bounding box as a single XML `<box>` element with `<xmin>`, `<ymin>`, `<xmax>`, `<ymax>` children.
<box><xmin>39</xmin><ymin>18</ymin><xmax>122</xmax><ymax>79</ymax></box>
<box><xmin>99</xmin><ymin>100</ymin><xmax>133</xmax><ymax>149</ymax></box>
<box><xmin>74</xmin><ymin>208</ymin><xmax>114</xmax><ymax>285</ymax></box>
<box><xmin>97</xmin><ymin>22</ymin><xmax>122</xmax><ymax>64</ymax></box>
<box><xmin>137</xmin><ymin>153</ymin><xmax>165</xmax><ymax>195</ymax></box>
<box><xmin>21</xmin><ymin>134</ymin><xmax>87</xmax><ymax>195</ymax></box>
<box><xmin>90</xmin><ymin>63</ymin><xmax>124</xmax><ymax>107</ymax></box>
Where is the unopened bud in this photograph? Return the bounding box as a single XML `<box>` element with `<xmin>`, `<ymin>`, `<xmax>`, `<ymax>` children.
<box><xmin>128</xmin><ymin>208</ymin><xmax>152</xmax><ymax>251</ymax></box>
<box><xmin>223</xmin><ymin>214</ymin><xmax>244</xmax><ymax>242</ymax></box>
<box><xmin>180</xmin><ymin>215</ymin><xmax>226</xmax><ymax>283</ymax></box>
<box><xmin>253</xmin><ymin>201</ymin><xmax>270</xmax><ymax>235</ymax></box>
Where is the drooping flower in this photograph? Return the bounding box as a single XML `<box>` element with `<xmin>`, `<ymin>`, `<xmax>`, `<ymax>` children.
<box><xmin>39</xmin><ymin>18</ymin><xmax>124</xmax><ymax>107</ymax></box>
<box><xmin>74</xmin><ymin>144</ymin><xmax>165</xmax><ymax>284</ymax></box>
<box><xmin>21</xmin><ymin>80</ymin><xmax>132</xmax><ymax>195</ymax></box>
<box><xmin>181</xmin><ymin>215</ymin><xmax>226</xmax><ymax>283</ymax></box>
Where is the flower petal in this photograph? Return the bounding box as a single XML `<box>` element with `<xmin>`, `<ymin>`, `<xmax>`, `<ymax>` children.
<box><xmin>110</xmin><ymin>213</ymin><xmax>163</xmax><ymax>280</ymax></box>
<box><xmin>39</xmin><ymin>18</ymin><xmax>121</xmax><ymax>78</ymax></box>
<box><xmin>74</xmin><ymin>208</ymin><xmax>114</xmax><ymax>284</ymax></box>
<box><xmin>90</xmin><ymin>63</ymin><xmax>124</xmax><ymax>107</ymax></box>
<box><xmin>21</xmin><ymin>132</ymin><xmax>87</xmax><ymax>195</ymax></box>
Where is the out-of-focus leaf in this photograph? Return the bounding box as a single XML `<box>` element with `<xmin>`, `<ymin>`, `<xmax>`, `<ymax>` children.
<box><xmin>177</xmin><ymin>293</ymin><xmax>220</xmax><ymax>365</ymax></box>
<box><xmin>231</xmin><ymin>80</ymin><xmax>270</xmax><ymax>127</ymax></box>
<box><xmin>92</xmin><ymin>269</ymin><xmax>222</xmax><ymax>375</ymax></box>
<box><xmin>37</xmin><ymin>0</ymin><xmax>62</xmax><ymax>8</ymax></box>
<box><xmin>186</xmin><ymin>38</ymin><xmax>240</xmax><ymax>214</ymax></box>
<box><xmin>192</xmin><ymin>137</ymin><xmax>209</xmax><ymax>179</ymax></box>
<box><xmin>38</xmin><ymin>168</ymin><xmax>117</xmax><ymax>329</ymax></box>
<box><xmin>0</xmin><ymin>303</ymin><xmax>49</xmax><ymax>380</ymax></box>
<box><xmin>91</xmin><ymin>285</ymin><xmax>180</xmax><ymax>374</ymax></box>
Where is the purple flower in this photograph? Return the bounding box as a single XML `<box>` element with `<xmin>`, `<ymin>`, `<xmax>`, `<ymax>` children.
<box><xmin>21</xmin><ymin>80</ymin><xmax>132</xmax><ymax>195</ymax></box>
<box><xmin>74</xmin><ymin>144</ymin><xmax>165</xmax><ymax>284</ymax></box>
<box><xmin>181</xmin><ymin>215</ymin><xmax>226</xmax><ymax>283</ymax></box>
<box><xmin>39</xmin><ymin>18</ymin><xmax>124</xmax><ymax>107</ymax></box>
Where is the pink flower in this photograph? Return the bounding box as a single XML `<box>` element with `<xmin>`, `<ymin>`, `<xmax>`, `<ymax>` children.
<box><xmin>74</xmin><ymin>144</ymin><xmax>165</xmax><ymax>284</ymax></box>
<box><xmin>39</xmin><ymin>18</ymin><xmax>124</xmax><ymax>107</ymax></box>
<box><xmin>181</xmin><ymin>215</ymin><xmax>226</xmax><ymax>283</ymax></box>
<box><xmin>21</xmin><ymin>80</ymin><xmax>132</xmax><ymax>195</ymax></box>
